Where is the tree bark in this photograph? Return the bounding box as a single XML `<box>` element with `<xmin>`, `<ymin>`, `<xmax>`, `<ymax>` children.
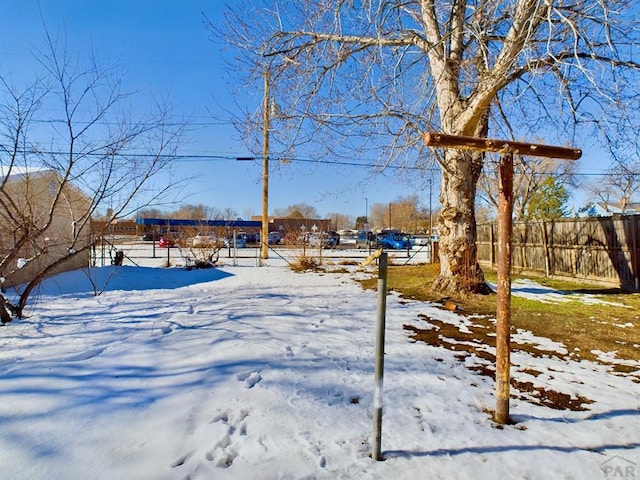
<box><xmin>0</xmin><ymin>296</ymin><xmax>12</xmax><ymax>324</ymax></box>
<box><xmin>432</xmin><ymin>148</ymin><xmax>488</xmax><ymax>293</ymax></box>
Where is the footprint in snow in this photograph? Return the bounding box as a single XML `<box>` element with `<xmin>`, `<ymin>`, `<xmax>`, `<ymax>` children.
<box><xmin>236</xmin><ymin>371</ymin><xmax>262</xmax><ymax>388</ymax></box>
<box><xmin>170</xmin><ymin>450</ymin><xmax>195</xmax><ymax>468</ymax></box>
<box><xmin>161</xmin><ymin>325</ymin><xmax>172</xmax><ymax>335</ymax></box>
<box><xmin>205</xmin><ymin>409</ymin><xmax>250</xmax><ymax>468</ymax></box>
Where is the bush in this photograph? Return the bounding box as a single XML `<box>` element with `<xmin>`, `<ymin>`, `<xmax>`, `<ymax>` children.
<box><xmin>290</xmin><ymin>255</ymin><xmax>321</xmax><ymax>272</ymax></box>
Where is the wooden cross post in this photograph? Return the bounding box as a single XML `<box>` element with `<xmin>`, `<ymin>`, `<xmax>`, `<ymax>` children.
<box><xmin>424</xmin><ymin>132</ymin><xmax>581</xmax><ymax>424</ymax></box>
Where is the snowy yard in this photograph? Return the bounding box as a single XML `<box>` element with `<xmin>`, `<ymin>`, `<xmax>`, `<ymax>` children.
<box><xmin>0</xmin><ymin>244</ymin><xmax>638</xmax><ymax>479</ymax></box>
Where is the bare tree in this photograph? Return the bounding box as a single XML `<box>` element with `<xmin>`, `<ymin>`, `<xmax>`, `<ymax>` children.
<box><xmin>369</xmin><ymin>203</ymin><xmax>391</xmax><ymax>231</ymax></box>
<box><xmin>220</xmin><ymin>207</ymin><xmax>239</xmax><ymax>220</ymax></box>
<box><xmin>475</xmin><ymin>203</ymin><xmax>497</xmax><ymax>224</ymax></box>
<box><xmin>272</xmin><ymin>203</ymin><xmax>320</xmax><ymax>219</ymax></box>
<box><xmin>326</xmin><ymin>212</ymin><xmax>353</xmax><ymax>231</ymax></box>
<box><xmin>213</xmin><ymin>1</ymin><xmax>640</xmax><ymax>292</ymax></box>
<box><xmin>137</xmin><ymin>208</ymin><xmax>167</xmax><ymax>219</ymax></box>
<box><xmin>586</xmin><ymin>159</ymin><xmax>640</xmax><ymax>213</ymax></box>
<box><xmin>479</xmin><ymin>155</ymin><xmax>577</xmax><ymax>221</ymax></box>
<box><xmin>173</xmin><ymin>204</ymin><xmax>212</xmax><ymax>220</ymax></box>
<box><xmin>0</xmin><ymin>31</ymin><xmax>185</xmax><ymax>322</ymax></box>
<box><xmin>369</xmin><ymin>195</ymin><xmax>426</xmax><ymax>232</ymax></box>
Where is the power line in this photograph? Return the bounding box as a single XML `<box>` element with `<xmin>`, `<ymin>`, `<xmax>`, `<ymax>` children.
<box><xmin>1</xmin><ymin>147</ymin><xmax>629</xmax><ymax>176</ymax></box>
<box><xmin>29</xmin><ymin>119</ymin><xmax>229</xmax><ymax>127</ymax></box>
<box><xmin>5</xmin><ymin>148</ymin><xmax>441</xmax><ymax>171</ymax></box>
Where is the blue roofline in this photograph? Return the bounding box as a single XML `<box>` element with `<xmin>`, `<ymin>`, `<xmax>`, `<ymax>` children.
<box><xmin>136</xmin><ymin>218</ymin><xmax>262</xmax><ymax>228</ymax></box>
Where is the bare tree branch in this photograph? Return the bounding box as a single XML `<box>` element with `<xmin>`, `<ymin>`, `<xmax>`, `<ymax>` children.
<box><xmin>213</xmin><ymin>0</ymin><xmax>640</xmax><ymax>292</ymax></box>
<box><xmin>0</xmin><ymin>32</ymin><xmax>187</xmax><ymax>321</ymax></box>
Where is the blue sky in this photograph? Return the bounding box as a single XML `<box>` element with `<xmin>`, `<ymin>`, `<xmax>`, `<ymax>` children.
<box><xmin>0</xmin><ymin>0</ymin><xmax>428</xmax><ymax>220</ymax></box>
<box><xmin>0</xmin><ymin>1</ymin><xmax>609</xmax><ymax>220</ymax></box>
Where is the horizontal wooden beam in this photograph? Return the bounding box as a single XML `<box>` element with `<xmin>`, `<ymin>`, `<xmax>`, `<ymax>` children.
<box><xmin>424</xmin><ymin>132</ymin><xmax>581</xmax><ymax>160</ymax></box>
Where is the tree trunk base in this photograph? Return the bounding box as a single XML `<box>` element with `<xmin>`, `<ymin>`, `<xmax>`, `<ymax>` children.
<box><xmin>432</xmin><ymin>274</ymin><xmax>493</xmax><ymax>295</ymax></box>
<box><xmin>0</xmin><ymin>306</ymin><xmax>13</xmax><ymax>325</ymax></box>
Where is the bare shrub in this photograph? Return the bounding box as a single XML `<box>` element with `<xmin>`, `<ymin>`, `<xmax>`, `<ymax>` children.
<box><xmin>290</xmin><ymin>255</ymin><xmax>321</xmax><ymax>273</ymax></box>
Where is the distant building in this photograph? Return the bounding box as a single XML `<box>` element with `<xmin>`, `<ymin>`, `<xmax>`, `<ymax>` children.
<box><xmin>0</xmin><ymin>167</ymin><xmax>92</xmax><ymax>287</ymax></box>
<box><xmin>578</xmin><ymin>201</ymin><xmax>640</xmax><ymax>217</ymax></box>
<box><xmin>252</xmin><ymin>216</ymin><xmax>332</xmax><ymax>236</ymax></box>
<box><xmin>91</xmin><ymin>219</ymin><xmax>138</xmax><ymax>237</ymax></box>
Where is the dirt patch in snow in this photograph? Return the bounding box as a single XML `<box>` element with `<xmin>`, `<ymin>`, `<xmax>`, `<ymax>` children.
<box><xmin>404</xmin><ymin>313</ymin><xmax>597</xmax><ymax>411</ymax></box>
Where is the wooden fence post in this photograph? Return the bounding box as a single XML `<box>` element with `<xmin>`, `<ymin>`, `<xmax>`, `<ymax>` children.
<box><xmin>489</xmin><ymin>224</ymin><xmax>495</xmax><ymax>268</ymax></box>
<box><xmin>541</xmin><ymin>220</ymin><xmax>551</xmax><ymax>277</ymax></box>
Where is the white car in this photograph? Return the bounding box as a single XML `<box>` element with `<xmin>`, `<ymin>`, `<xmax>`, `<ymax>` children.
<box><xmin>307</xmin><ymin>233</ymin><xmax>337</xmax><ymax>248</ymax></box>
<box><xmin>412</xmin><ymin>235</ymin><xmax>430</xmax><ymax>246</ymax></box>
<box><xmin>192</xmin><ymin>233</ymin><xmax>221</xmax><ymax>248</ymax></box>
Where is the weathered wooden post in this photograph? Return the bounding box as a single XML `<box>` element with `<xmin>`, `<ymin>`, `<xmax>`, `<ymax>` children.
<box><xmin>495</xmin><ymin>152</ymin><xmax>514</xmax><ymax>424</ymax></box>
<box><xmin>424</xmin><ymin>132</ymin><xmax>580</xmax><ymax>424</ymax></box>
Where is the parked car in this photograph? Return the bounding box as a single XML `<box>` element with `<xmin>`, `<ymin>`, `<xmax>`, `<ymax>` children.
<box><xmin>376</xmin><ymin>232</ymin><xmax>409</xmax><ymax>250</ymax></box>
<box><xmin>307</xmin><ymin>232</ymin><xmax>337</xmax><ymax>248</ymax></box>
<box><xmin>268</xmin><ymin>231</ymin><xmax>282</xmax><ymax>245</ymax></box>
<box><xmin>192</xmin><ymin>233</ymin><xmax>221</xmax><ymax>248</ymax></box>
<box><xmin>158</xmin><ymin>237</ymin><xmax>176</xmax><ymax>248</ymax></box>
<box><xmin>355</xmin><ymin>231</ymin><xmax>370</xmax><ymax>249</ymax></box>
<box><xmin>411</xmin><ymin>234</ymin><xmax>438</xmax><ymax>246</ymax></box>
<box><xmin>340</xmin><ymin>233</ymin><xmax>356</xmax><ymax>246</ymax></box>
<box><xmin>146</xmin><ymin>230</ymin><xmax>182</xmax><ymax>241</ymax></box>
<box><xmin>224</xmin><ymin>234</ymin><xmax>247</xmax><ymax>248</ymax></box>
<box><xmin>244</xmin><ymin>233</ymin><xmax>260</xmax><ymax>245</ymax></box>
<box><xmin>411</xmin><ymin>235</ymin><xmax>430</xmax><ymax>246</ymax></box>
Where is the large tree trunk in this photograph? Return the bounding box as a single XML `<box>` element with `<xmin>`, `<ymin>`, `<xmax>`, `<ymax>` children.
<box><xmin>433</xmin><ymin>148</ymin><xmax>489</xmax><ymax>294</ymax></box>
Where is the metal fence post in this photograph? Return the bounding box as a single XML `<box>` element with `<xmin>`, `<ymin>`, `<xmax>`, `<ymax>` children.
<box><xmin>372</xmin><ymin>252</ymin><xmax>388</xmax><ymax>461</ymax></box>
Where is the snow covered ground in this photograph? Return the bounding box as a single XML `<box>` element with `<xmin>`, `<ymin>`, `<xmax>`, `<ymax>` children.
<box><xmin>0</xmin><ymin>244</ymin><xmax>638</xmax><ymax>479</ymax></box>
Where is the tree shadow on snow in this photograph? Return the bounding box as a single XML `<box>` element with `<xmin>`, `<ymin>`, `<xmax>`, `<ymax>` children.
<box><xmin>35</xmin><ymin>265</ymin><xmax>233</xmax><ymax>296</ymax></box>
<box><xmin>384</xmin><ymin>440</ymin><xmax>640</xmax><ymax>459</ymax></box>
<box><xmin>385</xmin><ymin>408</ymin><xmax>640</xmax><ymax>459</ymax></box>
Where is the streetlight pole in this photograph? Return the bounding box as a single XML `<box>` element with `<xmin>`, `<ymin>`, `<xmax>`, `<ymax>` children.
<box><xmin>261</xmin><ymin>71</ymin><xmax>270</xmax><ymax>260</ymax></box>
<box><xmin>364</xmin><ymin>197</ymin><xmax>368</xmax><ymax>225</ymax></box>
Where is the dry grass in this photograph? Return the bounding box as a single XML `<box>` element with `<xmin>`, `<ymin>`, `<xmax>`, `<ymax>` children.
<box><xmin>359</xmin><ymin>264</ymin><xmax>640</xmax><ymax>364</ymax></box>
<box><xmin>357</xmin><ymin>264</ymin><xmax>640</xmax><ymax>410</ymax></box>
<box><xmin>290</xmin><ymin>255</ymin><xmax>323</xmax><ymax>273</ymax></box>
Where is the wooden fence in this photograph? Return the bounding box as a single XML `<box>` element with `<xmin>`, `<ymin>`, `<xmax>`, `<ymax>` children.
<box><xmin>477</xmin><ymin>216</ymin><xmax>640</xmax><ymax>290</ymax></box>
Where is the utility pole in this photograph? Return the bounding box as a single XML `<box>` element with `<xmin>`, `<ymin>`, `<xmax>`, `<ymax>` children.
<box><xmin>261</xmin><ymin>70</ymin><xmax>270</xmax><ymax>260</ymax></box>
